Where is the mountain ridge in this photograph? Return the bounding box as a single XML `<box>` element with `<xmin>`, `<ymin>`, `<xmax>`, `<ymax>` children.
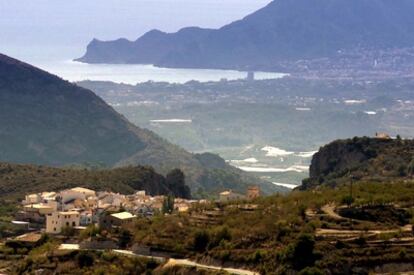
<box><xmin>0</xmin><ymin>53</ymin><xmax>284</xmax><ymax>195</ymax></box>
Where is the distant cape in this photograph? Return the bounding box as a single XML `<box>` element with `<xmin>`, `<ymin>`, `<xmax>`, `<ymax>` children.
<box><xmin>77</xmin><ymin>0</ymin><xmax>414</xmax><ymax>71</ymax></box>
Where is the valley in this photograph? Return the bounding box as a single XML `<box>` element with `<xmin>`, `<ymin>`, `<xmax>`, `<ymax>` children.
<box><xmin>78</xmin><ymin>77</ymin><xmax>414</xmax><ymax>187</ymax></box>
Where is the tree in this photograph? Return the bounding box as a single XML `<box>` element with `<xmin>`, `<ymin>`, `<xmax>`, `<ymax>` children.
<box><xmin>341</xmin><ymin>195</ymin><xmax>355</xmax><ymax>207</ymax></box>
<box><xmin>166</xmin><ymin>169</ymin><xmax>191</xmax><ymax>199</ymax></box>
<box><xmin>162</xmin><ymin>195</ymin><xmax>175</xmax><ymax>214</ymax></box>
<box><xmin>407</xmin><ymin>159</ymin><xmax>414</xmax><ymax>177</ymax></box>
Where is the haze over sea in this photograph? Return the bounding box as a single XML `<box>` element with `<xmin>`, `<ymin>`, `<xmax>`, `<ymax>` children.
<box><xmin>0</xmin><ymin>0</ymin><xmax>275</xmax><ymax>84</ymax></box>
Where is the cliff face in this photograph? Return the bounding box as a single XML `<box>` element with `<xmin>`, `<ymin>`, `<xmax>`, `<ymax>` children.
<box><xmin>302</xmin><ymin>137</ymin><xmax>414</xmax><ymax>189</ymax></box>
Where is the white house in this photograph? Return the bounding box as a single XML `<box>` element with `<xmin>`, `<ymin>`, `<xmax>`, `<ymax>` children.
<box><xmin>98</xmin><ymin>192</ymin><xmax>126</xmax><ymax>207</ymax></box>
<box><xmin>23</xmin><ymin>204</ymin><xmax>55</xmax><ymax>215</ymax></box>
<box><xmin>60</xmin><ymin>187</ymin><xmax>96</xmax><ymax>205</ymax></box>
<box><xmin>23</xmin><ymin>194</ymin><xmax>42</xmax><ymax>205</ymax></box>
<box><xmin>46</xmin><ymin>211</ymin><xmax>80</xmax><ymax>234</ymax></box>
<box><xmin>70</xmin><ymin>187</ymin><xmax>96</xmax><ymax>198</ymax></box>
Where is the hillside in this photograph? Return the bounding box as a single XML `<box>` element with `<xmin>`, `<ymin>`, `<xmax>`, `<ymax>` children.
<box><xmin>0</xmin><ymin>53</ymin><xmax>284</xmax><ymax>195</ymax></box>
<box><xmin>0</xmin><ymin>162</ymin><xmax>191</xmax><ymax>200</ymax></box>
<box><xmin>2</xmin><ymin>138</ymin><xmax>414</xmax><ymax>274</ymax></box>
<box><xmin>77</xmin><ymin>0</ymin><xmax>414</xmax><ymax>71</ymax></box>
<box><xmin>301</xmin><ymin>136</ymin><xmax>414</xmax><ymax>189</ymax></box>
<box><xmin>3</xmin><ymin>176</ymin><xmax>414</xmax><ymax>274</ymax></box>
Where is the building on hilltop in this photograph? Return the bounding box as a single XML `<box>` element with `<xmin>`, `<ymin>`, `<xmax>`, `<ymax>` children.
<box><xmin>375</xmin><ymin>132</ymin><xmax>391</xmax><ymax>140</ymax></box>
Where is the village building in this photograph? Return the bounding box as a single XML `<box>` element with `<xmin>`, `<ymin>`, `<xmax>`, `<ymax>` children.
<box><xmin>22</xmin><ymin>194</ymin><xmax>42</xmax><ymax>205</ymax></box>
<box><xmin>97</xmin><ymin>192</ymin><xmax>126</xmax><ymax>207</ymax></box>
<box><xmin>60</xmin><ymin>187</ymin><xmax>96</xmax><ymax>205</ymax></box>
<box><xmin>18</xmin><ymin>203</ymin><xmax>56</xmax><ymax>224</ymax></box>
<box><xmin>6</xmin><ymin>233</ymin><xmax>44</xmax><ymax>249</ymax></box>
<box><xmin>18</xmin><ymin>187</ymin><xmax>198</xmax><ymax>235</ymax></box>
<box><xmin>46</xmin><ymin>211</ymin><xmax>80</xmax><ymax>234</ymax></box>
<box><xmin>99</xmin><ymin>212</ymin><xmax>137</xmax><ymax>230</ymax></box>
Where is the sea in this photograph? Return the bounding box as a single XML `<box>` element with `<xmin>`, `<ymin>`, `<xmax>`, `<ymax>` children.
<box><xmin>35</xmin><ymin>59</ymin><xmax>287</xmax><ymax>85</ymax></box>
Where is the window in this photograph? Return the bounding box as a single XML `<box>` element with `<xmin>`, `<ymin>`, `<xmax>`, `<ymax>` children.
<box><xmin>72</xmin><ymin>222</ymin><xmax>76</xmax><ymax>226</ymax></box>
<box><xmin>54</xmin><ymin>227</ymin><xmax>56</xmax><ymax>231</ymax></box>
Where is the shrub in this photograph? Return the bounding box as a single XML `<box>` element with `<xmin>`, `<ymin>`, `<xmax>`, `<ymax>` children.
<box><xmin>118</xmin><ymin>229</ymin><xmax>133</xmax><ymax>249</ymax></box>
<box><xmin>279</xmin><ymin>234</ymin><xmax>317</xmax><ymax>270</ymax></box>
<box><xmin>299</xmin><ymin>267</ymin><xmax>324</xmax><ymax>275</ymax></box>
<box><xmin>399</xmin><ymin>248</ymin><xmax>407</xmax><ymax>259</ymax></box>
<box><xmin>335</xmin><ymin>240</ymin><xmax>346</xmax><ymax>249</ymax></box>
<box><xmin>61</xmin><ymin>226</ymin><xmax>75</xmax><ymax>237</ymax></box>
<box><xmin>76</xmin><ymin>251</ymin><xmax>95</xmax><ymax>268</ymax></box>
<box><xmin>210</xmin><ymin>226</ymin><xmax>231</xmax><ymax>248</ymax></box>
<box><xmin>291</xmin><ymin>234</ymin><xmax>317</xmax><ymax>270</ymax></box>
<box><xmin>355</xmin><ymin>235</ymin><xmax>366</xmax><ymax>246</ymax></box>
<box><xmin>80</xmin><ymin>224</ymin><xmax>101</xmax><ymax>240</ymax></box>
<box><xmin>193</xmin><ymin>230</ymin><xmax>210</xmax><ymax>252</ymax></box>
<box><xmin>146</xmin><ymin>259</ymin><xmax>158</xmax><ymax>270</ymax></box>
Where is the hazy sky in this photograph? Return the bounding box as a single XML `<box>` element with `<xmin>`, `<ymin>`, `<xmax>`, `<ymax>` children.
<box><xmin>0</xmin><ymin>0</ymin><xmax>272</xmax><ymax>63</ymax></box>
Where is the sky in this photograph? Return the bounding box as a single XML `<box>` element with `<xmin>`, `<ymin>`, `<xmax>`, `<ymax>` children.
<box><xmin>0</xmin><ymin>0</ymin><xmax>272</xmax><ymax>63</ymax></box>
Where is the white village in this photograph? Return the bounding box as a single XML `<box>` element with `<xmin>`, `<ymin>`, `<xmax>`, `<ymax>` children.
<box><xmin>13</xmin><ymin>186</ymin><xmax>261</xmax><ymax>235</ymax></box>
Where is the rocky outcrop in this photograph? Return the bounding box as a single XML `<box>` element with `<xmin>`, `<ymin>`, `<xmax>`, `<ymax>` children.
<box><xmin>301</xmin><ymin>137</ymin><xmax>414</xmax><ymax>189</ymax></box>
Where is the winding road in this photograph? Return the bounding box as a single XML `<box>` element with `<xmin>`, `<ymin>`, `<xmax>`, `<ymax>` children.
<box><xmin>59</xmin><ymin>244</ymin><xmax>259</xmax><ymax>275</ymax></box>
